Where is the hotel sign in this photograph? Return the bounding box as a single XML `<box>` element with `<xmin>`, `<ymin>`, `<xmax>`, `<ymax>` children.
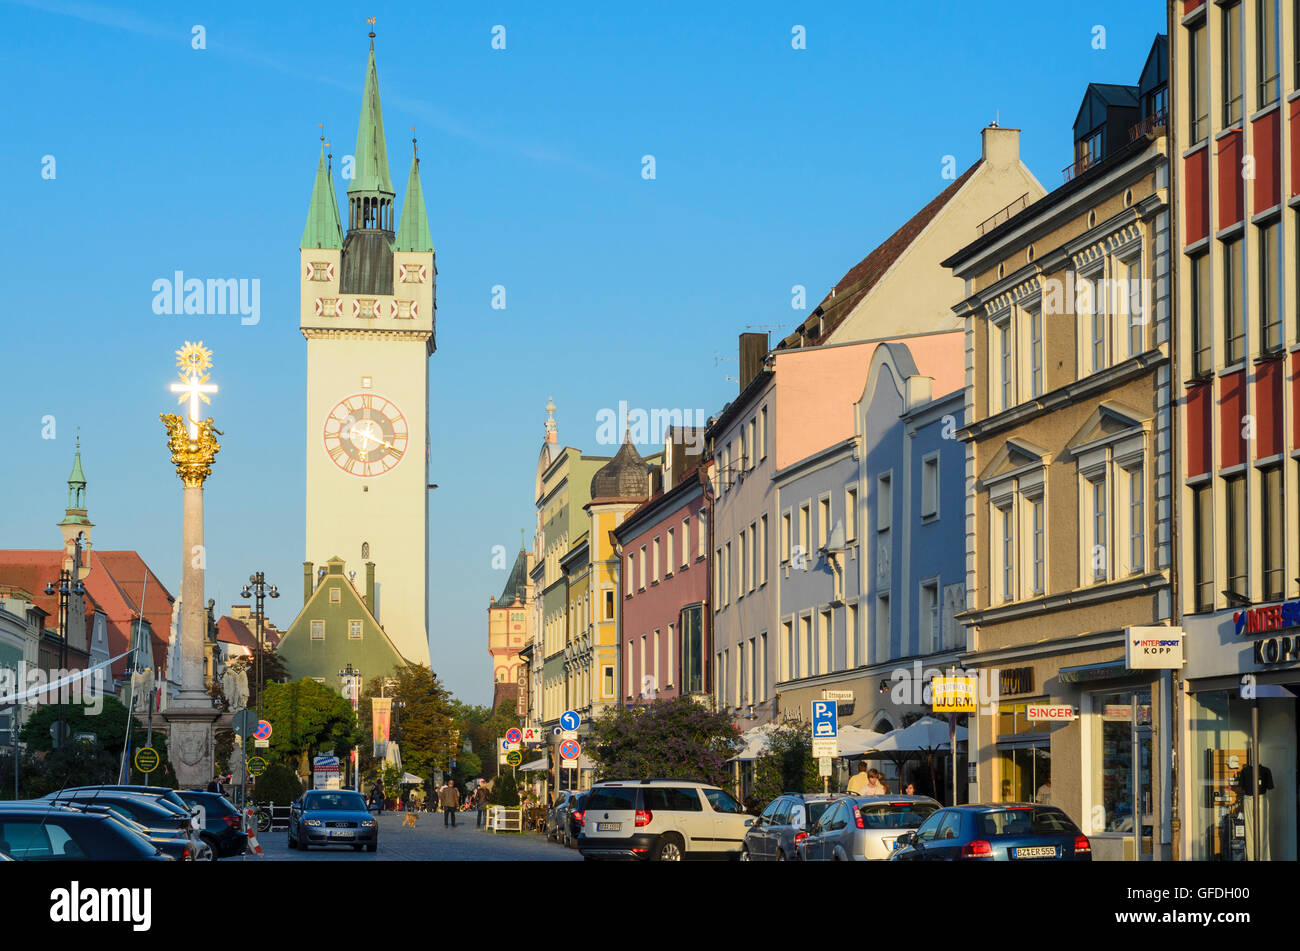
<box><xmin>1125</xmin><ymin>626</ymin><xmax>1183</xmax><ymax>670</ymax></box>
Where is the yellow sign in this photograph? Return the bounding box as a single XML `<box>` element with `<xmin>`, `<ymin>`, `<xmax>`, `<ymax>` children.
<box><xmin>134</xmin><ymin>746</ymin><xmax>160</xmax><ymax>774</ymax></box>
<box><xmin>506</xmin><ymin>751</ymin><xmax>523</xmax><ymax>767</ymax></box>
<box><xmin>931</xmin><ymin>676</ymin><xmax>978</xmax><ymax>713</ymax></box>
<box><xmin>248</xmin><ymin>756</ymin><xmax>268</xmax><ymax>777</ymax></box>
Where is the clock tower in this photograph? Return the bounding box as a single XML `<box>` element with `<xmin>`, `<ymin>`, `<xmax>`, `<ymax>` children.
<box><xmin>299</xmin><ymin>30</ymin><xmax>434</xmax><ymax>667</ymax></box>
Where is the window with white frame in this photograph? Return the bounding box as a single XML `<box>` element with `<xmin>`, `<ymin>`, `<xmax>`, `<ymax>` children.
<box><xmin>1124</xmin><ymin>463</ymin><xmax>1145</xmax><ymax>576</ymax></box>
<box><xmin>626</xmin><ymin>554</ymin><xmax>635</xmax><ymax>596</ymax></box>
<box><xmin>698</xmin><ymin>511</ymin><xmax>707</xmax><ymax>559</ymax></box>
<box><xmin>820</xmin><ymin>609</ymin><xmax>833</xmax><ymax>673</ymax></box>
<box><xmin>1086</xmin><ymin>474</ymin><xmax>1108</xmax><ymax>583</ymax></box>
<box><xmin>682</xmin><ymin>517</ymin><xmax>691</xmax><ymax>566</ymax></box>
<box><xmin>667</xmin><ymin>623</ymin><xmax>675</xmax><ymax>688</ymax></box>
<box><xmin>667</xmin><ymin>529</ymin><xmax>674</xmax><ymax>574</ymax></box>
<box><xmin>782</xmin><ymin>510</ymin><xmax>792</xmax><ymax>562</ymax></box>
<box><xmin>724</xmin><ymin>542</ymin><xmax>731</xmax><ymax>604</ymax></box>
<box><xmin>800</xmin><ymin>503</ymin><xmax>811</xmax><ymax>555</ymax></box>
<box><xmin>757</xmin><ymin>633</ymin><xmax>766</xmax><ymax>701</ymax></box>
<box><xmin>747</xmin><ymin>418</ymin><xmax>757</xmax><ymax>470</ymax></box>
<box><xmin>639</xmin><ymin>547</ymin><xmax>647</xmax><ymax>589</ymax></box>
<box><xmin>1114</xmin><ymin>252</ymin><xmax>1145</xmax><ymax>357</ymax></box>
<box><xmin>847</xmin><ymin>602</ymin><xmax>859</xmax><ymax>668</ymax></box>
<box><xmin>799</xmin><ymin>614</ymin><xmax>812</xmax><ymax>679</ymax></box>
<box><xmin>759</xmin><ymin>406</ymin><xmax>768</xmax><ymax>460</ymax></box>
<box><xmin>349</xmin><ymin>619</ymin><xmax>362</xmax><ymax>639</ymax></box>
<box><xmin>311</xmin><ymin>620</ymin><xmax>325</xmax><ymax>640</ymax></box>
<box><xmin>738</xmin><ymin>532</ymin><xmax>748</xmax><ymax>596</ymax></box>
<box><xmin>997</xmin><ymin>502</ymin><xmax>1016</xmax><ymax>602</ymax></box>
<box><xmin>921</xmin><ymin>582</ymin><xmax>940</xmax><ymax>653</ymax></box>
<box><xmin>1029</xmin><ymin>493</ymin><xmax>1046</xmax><ymax>596</ymax></box>
<box><xmin>760</xmin><ymin>515</ymin><xmax>768</xmax><ymax>585</ymax></box>
<box><xmin>750</xmin><ymin>522</ymin><xmax>759</xmax><ymax>591</ymax></box>
<box><xmin>782</xmin><ymin>620</ymin><xmax>793</xmax><ymax>681</ymax></box>
<box><xmin>1028</xmin><ymin>306</ymin><xmax>1045</xmax><ymax>398</ymax></box>
<box><xmin>653</xmin><ymin>629</ymin><xmax>660</xmax><ymax>691</ymax></box>
<box><xmin>1069</xmin><ymin>411</ymin><xmax>1146</xmax><ymax>589</ymax></box>
<box><xmin>921</xmin><ymin>454</ymin><xmax>940</xmax><ymax>519</ymax></box>
<box><xmin>992</xmin><ymin>313</ymin><xmax>1014</xmax><ymax>412</ymax></box>
<box><xmin>653</xmin><ymin>537</ymin><xmax>660</xmax><ymax>583</ymax></box>
<box><xmin>818</xmin><ymin>496</ymin><xmax>831</xmax><ymax>548</ymax></box>
<box><xmin>712</xmin><ymin>548</ymin><xmax>721</xmax><ymax>608</ymax></box>
<box><xmin>845</xmin><ymin>486</ymin><xmax>858</xmax><ymax>539</ymax></box>
<box><xmin>875</xmin><ymin>595</ymin><xmax>891</xmax><ymax>664</ymax></box>
<box><xmin>877</xmin><ymin>473</ymin><xmax>892</xmax><ymax>531</ymax></box>
<box><xmin>739</xmin><ymin>426</ymin><xmax>749</xmax><ymax>472</ymax></box>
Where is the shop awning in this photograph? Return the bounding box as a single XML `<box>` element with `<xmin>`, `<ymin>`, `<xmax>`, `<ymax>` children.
<box><xmin>1057</xmin><ymin>660</ymin><xmax>1132</xmax><ymax>684</ymax></box>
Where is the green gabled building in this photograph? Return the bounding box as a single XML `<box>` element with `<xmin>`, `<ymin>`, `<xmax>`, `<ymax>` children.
<box><xmin>278</xmin><ymin>556</ymin><xmax>409</xmax><ymax>691</ymax></box>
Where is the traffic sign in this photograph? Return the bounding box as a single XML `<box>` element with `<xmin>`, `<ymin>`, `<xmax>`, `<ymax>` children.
<box><xmin>560</xmin><ymin>710</ymin><xmax>580</xmax><ymax>732</ymax></box>
<box><xmin>818</xmin><ymin>756</ymin><xmax>832</xmax><ymax>777</ymax></box>
<box><xmin>254</xmin><ymin>739</ymin><xmax>270</xmax><ymax>748</ymax></box>
<box><xmin>254</xmin><ymin>720</ymin><xmax>273</xmax><ymax>741</ymax></box>
<box><xmin>562</xmin><ymin>759</ymin><xmax>578</xmax><ymax>769</ymax></box>
<box><xmin>247</xmin><ymin>756</ymin><xmax>268</xmax><ymax>777</ymax></box>
<box><xmin>232</xmin><ymin>709</ymin><xmax>258</xmax><ymax>737</ymax></box>
<box><xmin>133</xmin><ymin>746</ymin><xmax>159</xmax><ymax>774</ymax></box>
<box><xmin>811</xmin><ymin>700</ymin><xmax>838</xmax><ymax>738</ymax></box>
<box><xmin>505</xmin><ymin>727</ymin><xmax>522</xmax><ymax>744</ymax></box>
<box><xmin>559</xmin><ymin>739</ymin><xmax>581</xmax><ymax>761</ymax></box>
<box><xmin>506</xmin><ymin>751</ymin><xmax>523</xmax><ymax>767</ymax></box>
<box><xmin>812</xmin><ymin>737</ymin><xmax>838</xmax><ymax>759</ymax></box>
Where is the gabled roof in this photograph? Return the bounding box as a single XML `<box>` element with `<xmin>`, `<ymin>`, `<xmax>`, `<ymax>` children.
<box><xmin>1064</xmin><ymin>401</ymin><xmax>1150</xmax><ymax>456</ymax></box>
<box><xmin>775</xmin><ymin>160</ymin><xmax>983</xmax><ymax>351</ymax></box>
<box><xmin>977</xmin><ymin>437</ymin><xmax>1052</xmax><ymax>485</ymax></box>
<box><xmin>217</xmin><ymin>615</ymin><xmax>282</xmax><ymax>651</ymax></box>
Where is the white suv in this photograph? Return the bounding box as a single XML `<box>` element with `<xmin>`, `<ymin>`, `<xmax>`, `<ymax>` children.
<box><xmin>578</xmin><ymin>779</ymin><xmax>754</xmax><ymax>861</ymax></box>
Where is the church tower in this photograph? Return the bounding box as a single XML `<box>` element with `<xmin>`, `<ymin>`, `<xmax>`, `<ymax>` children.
<box><xmin>57</xmin><ymin>437</ymin><xmax>93</xmax><ymax>576</ymax></box>
<box><xmin>299</xmin><ymin>29</ymin><xmax>434</xmax><ymax>667</ymax></box>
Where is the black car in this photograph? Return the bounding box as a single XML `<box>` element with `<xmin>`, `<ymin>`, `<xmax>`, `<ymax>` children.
<box><xmin>0</xmin><ymin>802</ymin><xmax>173</xmax><ymax>861</ymax></box>
<box><xmin>561</xmin><ymin>791</ymin><xmax>589</xmax><ymax>848</ymax></box>
<box><xmin>47</xmin><ymin>791</ymin><xmax>204</xmax><ymax>856</ymax></box>
<box><xmin>288</xmin><ymin>790</ymin><xmax>378</xmax><ymax>852</ymax></box>
<box><xmin>60</xmin><ymin>802</ymin><xmax>197</xmax><ymax>861</ymax></box>
<box><xmin>177</xmin><ymin>790</ymin><xmax>246</xmax><ymax>859</ymax></box>
<box><xmin>546</xmin><ymin>791</ymin><xmax>575</xmax><ymax>843</ymax></box>
<box><xmin>55</xmin><ymin>785</ymin><xmax>198</xmax><ymax>824</ymax></box>
<box><xmin>889</xmin><ymin>803</ymin><xmax>1092</xmax><ymax>862</ymax></box>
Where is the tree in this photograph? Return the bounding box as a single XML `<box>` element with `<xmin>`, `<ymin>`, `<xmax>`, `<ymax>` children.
<box><xmin>260</xmin><ymin>678</ymin><xmax>358</xmax><ymax>769</ymax></box>
<box><xmin>18</xmin><ymin>696</ymin><xmax>177</xmax><ymax>789</ymax></box>
<box><xmin>589</xmin><ymin>696</ymin><xmax>742</xmax><ymax>786</ymax></box>
<box><xmin>752</xmin><ymin>719</ymin><xmax>820</xmax><ymax>806</ymax></box>
<box><xmin>382</xmin><ymin>664</ymin><xmax>457</xmax><ymax>783</ymax></box>
<box><xmin>492</xmin><ymin>767</ymin><xmax>519</xmax><ymax>806</ymax></box>
<box><xmin>256</xmin><ymin>762</ymin><xmax>302</xmax><ymax>805</ymax></box>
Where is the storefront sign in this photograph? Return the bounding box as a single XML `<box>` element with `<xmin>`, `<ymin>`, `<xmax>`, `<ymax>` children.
<box><xmin>1025</xmin><ymin>704</ymin><xmax>1076</xmax><ymax>722</ymax></box>
<box><xmin>999</xmin><ymin>667</ymin><xmax>1034</xmax><ymax>696</ymax></box>
<box><xmin>1233</xmin><ymin>600</ymin><xmax>1300</xmax><ymax>636</ymax></box>
<box><xmin>822</xmin><ymin>689</ymin><xmax>854</xmax><ymax>703</ymax></box>
<box><xmin>1125</xmin><ymin>626</ymin><xmax>1184</xmax><ymax>669</ymax></box>
<box><xmin>931</xmin><ymin>675</ymin><xmax>978</xmax><ymax>713</ymax></box>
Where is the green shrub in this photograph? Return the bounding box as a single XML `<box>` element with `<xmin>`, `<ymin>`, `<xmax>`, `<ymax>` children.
<box><xmin>256</xmin><ymin>762</ymin><xmax>303</xmax><ymax>805</ymax></box>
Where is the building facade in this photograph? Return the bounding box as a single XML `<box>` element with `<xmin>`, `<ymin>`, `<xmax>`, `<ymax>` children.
<box><xmin>299</xmin><ymin>34</ymin><xmax>435</xmax><ymax>668</ymax></box>
<box><xmin>1171</xmin><ymin>0</ymin><xmax>1299</xmax><ymax>861</ymax></box>
<box><xmin>946</xmin><ymin>37</ymin><xmax>1174</xmax><ymax>861</ymax></box>
<box><xmin>487</xmin><ymin>546</ymin><xmax>532</xmax><ymax>711</ymax></box>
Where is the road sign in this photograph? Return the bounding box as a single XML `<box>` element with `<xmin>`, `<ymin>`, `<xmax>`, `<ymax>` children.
<box><xmin>254</xmin><ymin>738</ymin><xmax>270</xmax><ymax>748</ymax></box>
<box><xmin>552</xmin><ymin>725</ymin><xmax>563</xmax><ymax>737</ymax></box>
<box><xmin>559</xmin><ymin>739</ymin><xmax>581</xmax><ymax>761</ymax></box>
<box><xmin>559</xmin><ymin>730</ymin><xmax>578</xmax><ymax>742</ymax></box>
<box><xmin>812</xmin><ymin>737</ymin><xmax>838</xmax><ymax>759</ymax></box>
<box><xmin>562</xmin><ymin>759</ymin><xmax>578</xmax><ymax>769</ymax></box>
<box><xmin>232</xmin><ymin>709</ymin><xmax>258</xmax><ymax>737</ymax></box>
<box><xmin>506</xmin><ymin>751</ymin><xmax>523</xmax><ymax>767</ymax></box>
<box><xmin>822</xmin><ymin>689</ymin><xmax>854</xmax><ymax>703</ymax></box>
<box><xmin>811</xmin><ymin>700</ymin><xmax>838</xmax><ymax>738</ymax></box>
<box><xmin>133</xmin><ymin>746</ymin><xmax>159</xmax><ymax>774</ymax></box>
<box><xmin>818</xmin><ymin>756</ymin><xmax>832</xmax><ymax>777</ymax></box>
<box><xmin>254</xmin><ymin>720</ymin><xmax>272</xmax><ymax>741</ymax></box>
<box><xmin>560</xmin><ymin>710</ymin><xmax>580</xmax><ymax>732</ymax></box>
<box><xmin>505</xmin><ymin>727</ymin><xmax>522</xmax><ymax>744</ymax></box>
<box><xmin>247</xmin><ymin>756</ymin><xmax>268</xmax><ymax>777</ymax></box>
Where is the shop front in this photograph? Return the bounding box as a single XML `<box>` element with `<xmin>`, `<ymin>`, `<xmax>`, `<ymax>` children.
<box><xmin>1182</xmin><ymin>602</ymin><xmax>1299</xmax><ymax>861</ymax></box>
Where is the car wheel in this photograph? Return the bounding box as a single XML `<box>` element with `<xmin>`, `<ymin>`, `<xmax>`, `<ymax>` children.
<box><xmin>652</xmin><ymin>834</ymin><xmax>684</xmax><ymax>862</ymax></box>
<box><xmin>739</xmin><ymin>845</ymin><xmax>751</xmax><ymax>862</ymax></box>
<box><xmin>196</xmin><ymin>835</ymin><xmax>217</xmax><ymax>861</ymax></box>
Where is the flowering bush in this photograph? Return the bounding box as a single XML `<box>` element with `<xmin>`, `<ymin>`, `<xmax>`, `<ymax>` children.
<box><xmin>589</xmin><ymin>696</ymin><xmax>742</xmax><ymax>786</ymax></box>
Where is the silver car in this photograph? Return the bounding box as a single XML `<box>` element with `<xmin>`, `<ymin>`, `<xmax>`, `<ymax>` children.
<box><xmin>798</xmin><ymin>795</ymin><xmax>941</xmax><ymax>861</ymax></box>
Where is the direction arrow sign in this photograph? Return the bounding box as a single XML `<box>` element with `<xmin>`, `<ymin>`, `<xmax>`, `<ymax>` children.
<box><xmin>254</xmin><ymin>720</ymin><xmax>273</xmax><ymax>741</ymax></box>
<box><xmin>560</xmin><ymin>710</ymin><xmax>580</xmax><ymax>732</ymax></box>
<box><xmin>559</xmin><ymin>739</ymin><xmax>581</xmax><ymax>761</ymax></box>
<box><xmin>811</xmin><ymin>700</ymin><xmax>838</xmax><ymax>738</ymax></box>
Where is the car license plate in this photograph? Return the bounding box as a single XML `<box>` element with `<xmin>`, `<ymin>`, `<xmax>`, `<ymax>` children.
<box><xmin>596</xmin><ymin>822</ymin><xmax>620</xmax><ymax>832</ymax></box>
<box><xmin>329</xmin><ymin>829</ymin><xmax>354</xmax><ymax>837</ymax></box>
<box><xmin>1013</xmin><ymin>845</ymin><xmax>1057</xmax><ymax>858</ymax></box>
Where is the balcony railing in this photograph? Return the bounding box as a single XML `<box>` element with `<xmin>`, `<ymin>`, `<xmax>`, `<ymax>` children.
<box><xmin>1129</xmin><ymin>108</ymin><xmax>1168</xmax><ymax>142</ymax></box>
<box><xmin>1062</xmin><ymin>152</ymin><xmax>1098</xmax><ymax>183</ymax></box>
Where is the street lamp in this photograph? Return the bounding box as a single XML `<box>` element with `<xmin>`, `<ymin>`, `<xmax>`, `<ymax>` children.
<box><xmin>239</xmin><ymin>572</ymin><xmax>279</xmax><ymax>719</ymax></box>
<box><xmin>44</xmin><ymin>536</ymin><xmax>86</xmax><ymax>749</ymax></box>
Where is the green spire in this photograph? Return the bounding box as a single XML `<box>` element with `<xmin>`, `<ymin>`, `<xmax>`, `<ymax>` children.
<box><xmin>301</xmin><ymin>138</ymin><xmax>344</xmax><ymax>249</ymax></box>
<box><xmin>62</xmin><ymin>435</ymin><xmax>89</xmax><ymax>520</ymax></box>
<box><xmin>394</xmin><ymin>144</ymin><xmax>434</xmax><ymax>253</ymax></box>
<box><xmin>350</xmin><ymin>43</ymin><xmax>394</xmax><ymax>198</ymax></box>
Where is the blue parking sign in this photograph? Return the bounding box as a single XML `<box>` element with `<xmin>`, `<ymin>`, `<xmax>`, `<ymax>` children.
<box><xmin>811</xmin><ymin>700</ymin><xmax>838</xmax><ymax>738</ymax></box>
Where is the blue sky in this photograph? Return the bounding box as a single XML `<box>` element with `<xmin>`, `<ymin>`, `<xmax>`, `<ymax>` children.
<box><xmin>1</xmin><ymin>0</ymin><xmax>1166</xmax><ymax>706</ymax></box>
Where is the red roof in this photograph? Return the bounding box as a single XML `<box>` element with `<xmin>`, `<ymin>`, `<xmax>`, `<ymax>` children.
<box><xmin>776</xmin><ymin>160</ymin><xmax>982</xmax><ymax>351</ymax></box>
<box><xmin>0</xmin><ymin>548</ymin><xmax>174</xmax><ymax>680</ymax></box>
<box><xmin>216</xmin><ymin>615</ymin><xmax>279</xmax><ymax>651</ymax></box>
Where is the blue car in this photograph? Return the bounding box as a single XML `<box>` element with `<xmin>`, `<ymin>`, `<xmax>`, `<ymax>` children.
<box><xmin>889</xmin><ymin>803</ymin><xmax>1091</xmax><ymax>861</ymax></box>
<box><xmin>288</xmin><ymin>790</ymin><xmax>378</xmax><ymax>852</ymax></box>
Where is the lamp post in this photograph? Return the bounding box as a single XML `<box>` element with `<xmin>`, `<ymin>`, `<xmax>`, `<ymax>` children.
<box><xmin>339</xmin><ymin>662</ymin><xmax>360</xmax><ymax>792</ymax></box>
<box><xmin>44</xmin><ymin>536</ymin><xmax>86</xmax><ymax>749</ymax></box>
<box><xmin>239</xmin><ymin>572</ymin><xmax>279</xmax><ymax>719</ymax></box>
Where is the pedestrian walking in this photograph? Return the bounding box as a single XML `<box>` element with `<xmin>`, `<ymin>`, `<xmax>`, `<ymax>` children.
<box><xmin>474</xmin><ymin>779</ymin><xmax>489</xmax><ymax>828</ymax></box>
<box><xmin>439</xmin><ymin>778</ymin><xmax>460</xmax><ymax>827</ymax></box>
<box><xmin>371</xmin><ymin>781</ymin><xmax>384</xmax><ymax>815</ymax></box>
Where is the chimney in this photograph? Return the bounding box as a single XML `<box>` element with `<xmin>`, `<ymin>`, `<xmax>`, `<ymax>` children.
<box><xmin>980</xmin><ymin>125</ymin><xmax>1021</xmax><ymax>169</ymax></box>
<box><xmin>365</xmin><ymin>562</ymin><xmax>376</xmax><ymax>612</ymax></box>
<box><xmin>739</xmin><ymin>332</ymin><xmax>769</xmax><ymax>390</ymax></box>
<box><xmin>303</xmin><ymin>561</ymin><xmax>314</xmax><ymax>605</ymax></box>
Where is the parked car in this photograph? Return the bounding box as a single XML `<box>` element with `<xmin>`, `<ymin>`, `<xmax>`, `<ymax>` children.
<box><xmin>798</xmin><ymin>795</ymin><xmax>941</xmax><ymax>861</ymax></box>
<box><xmin>59</xmin><ymin>802</ymin><xmax>197</xmax><ymax>861</ymax></box>
<box><xmin>288</xmin><ymin>790</ymin><xmax>378</xmax><ymax>852</ymax></box>
<box><xmin>889</xmin><ymin>803</ymin><xmax>1092</xmax><ymax>862</ymax></box>
<box><xmin>53</xmin><ymin>785</ymin><xmax>199</xmax><ymax>828</ymax></box>
<box><xmin>0</xmin><ymin>801</ymin><xmax>173</xmax><ymax>860</ymax></box>
<box><xmin>741</xmin><ymin>793</ymin><xmax>841</xmax><ymax>861</ymax></box>
<box><xmin>177</xmin><ymin>790</ymin><xmax>246</xmax><ymax>859</ymax></box>
<box><xmin>545</xmin><ymin>790</ymin><xmax>575</xmax><ymax>843</ymax></box>
<box><xmin>561</xmin><ymin>791</ymin><xmax>589</xmax><ymax>848</ymax></box>
<box><xmin>578</xmin><ymin>779</ymin><xmax>753</xmax><ymax>861</ymax></box>
<box><xmin>46</xmin><ymin>789</ymin><xmax>201</xmax><ymax>854</ymax></box>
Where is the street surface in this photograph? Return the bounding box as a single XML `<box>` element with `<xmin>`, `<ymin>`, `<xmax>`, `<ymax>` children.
<box><xmin>256</xmin><ymin>811</ymin><xmax>582</xmax><ymax>861</ymax></box>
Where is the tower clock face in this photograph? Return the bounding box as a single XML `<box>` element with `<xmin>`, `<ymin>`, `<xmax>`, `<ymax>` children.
<box><xmin>322</xmin><ymin>393</ymin><xmax>409</xmax><ymax>477</ymax></box>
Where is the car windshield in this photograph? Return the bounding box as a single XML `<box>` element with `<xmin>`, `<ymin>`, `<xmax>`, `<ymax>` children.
<box><xmin>304</xmin><ymin>792</ymin><xmax>367</xmax><ymax>811</ymax></box>
<box><xmin>978</xmin><ymin>807</ymin><xmax>1076</xmax><ymax>837</ymax></box>
<box><xmin>856</xmin><ymin>801</ymin><xmax>939</xmax><ymax>829</ymax></box>
<box><xmin>586</xmin><ymin>788</ymin><xmax>638</xmax><ymax>811</ymax></box>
